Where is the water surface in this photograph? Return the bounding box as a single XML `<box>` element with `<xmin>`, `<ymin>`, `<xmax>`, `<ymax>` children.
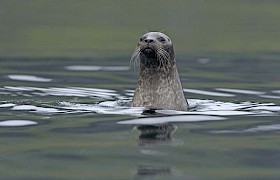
<box><xmin>0</xmin><ymin>55</ymin><xmax>279</xmax><ymax>180</ymax></box>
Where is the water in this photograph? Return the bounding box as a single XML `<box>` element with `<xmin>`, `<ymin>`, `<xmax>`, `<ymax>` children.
<box><xmin>0</xmin><ymin>55</ymin><xmax>280</xmax><ymax>179</ymax></box>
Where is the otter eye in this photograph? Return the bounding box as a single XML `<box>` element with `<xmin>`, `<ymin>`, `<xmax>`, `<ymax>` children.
<box><xmin>158</xmin><ymin>37</ymin><xmax>166</xmax><ymax>42</ymax></box>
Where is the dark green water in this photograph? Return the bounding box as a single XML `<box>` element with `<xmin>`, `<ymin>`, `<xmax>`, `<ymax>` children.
<box><xmin>1</xmin><ymin>1</ymin><xmax>280</xmax><ymax>179</ymax></box>
<box><xmin>0</xmin><ymin>55</ymin><xmax>279</xmax><ymax>180</ymax></box>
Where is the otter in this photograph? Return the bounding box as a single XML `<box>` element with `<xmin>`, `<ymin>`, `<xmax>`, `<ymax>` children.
<box><xmin>131</xmin><ymin>32</ymin><xmax>188</xmax><ymax>111</ymax></box>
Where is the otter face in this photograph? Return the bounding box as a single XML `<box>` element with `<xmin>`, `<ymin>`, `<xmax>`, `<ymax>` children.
<box><xmin>131</xmin><ymin>32</ymin><xmax>175</xmax><ymax>70</ymax></box>
<box><xmin>138</xmin><ymin>32</ymin><xmax>172</xmax><ymax>58</ymax></box>
<box><xmin>139</xmin><ymin>32</ymin><xmax>172</xmax><ymax>46</ymax></box>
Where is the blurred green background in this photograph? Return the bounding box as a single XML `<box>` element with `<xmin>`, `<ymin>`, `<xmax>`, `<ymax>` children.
<box><xmin>1</xmin><ymin>0</ymin><xmax>280</xmax><ymax>57</ymax></box>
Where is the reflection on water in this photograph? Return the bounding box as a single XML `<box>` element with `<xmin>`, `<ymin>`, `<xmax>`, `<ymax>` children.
<box><xmin>135</xmin><ymin>124</ymin><xmax>177</xmax><ymax>178</ymax></box>
<box><xmin>137</xmin><ymin>124</ymin><xmax>177</xmax><ymax>145</ymax></box>
<box><xmin>136</xmin><ymin>165</ymin><xmax>172</xmax><ymax>177</ymax></box>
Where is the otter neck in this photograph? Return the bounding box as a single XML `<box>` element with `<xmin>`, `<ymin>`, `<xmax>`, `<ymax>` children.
<box><xmin>133</xmin><ymin>55</ymin><xmax>188</xmax><ymax>111</ymax></box>
<box><xmin>139</xmin><ymin>54</ymin><xmax>175</xmax><ymax>73</ymax></box>
<box><xmin>139</xmin><ymin>54</ymin><xmax>179</xmax><ymax>86</ymax></box>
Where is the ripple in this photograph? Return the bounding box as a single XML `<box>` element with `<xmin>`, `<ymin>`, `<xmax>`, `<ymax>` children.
<box><xmin>272</xmin><ymin>90</ymin><xmax>280</xmax><ymax>94</ymax></box>
<box><xmin>0</xmin><ymin>120</ymin><xmax>37</xmax><ymax>127</ymax></box>
<box><xmin>58</xmin><ymin>101</ymin><xmax>144</xmax><ymax>116</ymax></box>
<box><xmin>118</xmin><ymin>115</ymin><xmax>226</xmax><ymax>125</ymax></box>
<box><xmin>246</xmin><ymin>105</ymin><xmax>280</xmax><ymax>112</ymax></box>
<box><xmin>124</xmin><ymin>89</ymin><xmax>135</xmax><ymax>97</ymax></box>
<box><xmin>197</xmin><ymin>57</ymin><xmax>211</xmax><ymax>64</ymax></box>
<box><xmin>1</xmin><ymin>86</ymin><xmax>279</xmax><ymax>118</ymax></box>
<box><xmin>2</xmin><ymin>86</ymin><xmax>118</xmax><ymax>99</ymax></box>
<box><xmin>216</xmin><ymin>88</ymin><xmax>265</xmax><ymax>95</ymax></box>
<box><xmin>8</xmin><ymin>75</ymin><xmax>52</xmax><ymax>82</ymax></box>
<box><xmin>188</xmin><ymin>99</ymin><xmax>277</xmax><ymax>113</ymax></box>
<box><xmin>3</xmin><ymin>98</ymin><xmax>278</xmax><ymax>118</ymax></box>
<box><xmin>65</xmin><ymin>65</ymin><xmax>130</xmax><ymax>71</ymax></box>
<box><xmin>258</xmin><ymin>95</ymin><xmax>280</xmax><ymax>99</ymax></box>
<box><xmin>0</xmin><ymin>103</ymin><xmax>16</xmax><ymax>108</ymax></box>
<box><xmin>184</xmin><ymin>89</ymin><xmax>235</xmax><ymax>97</ymax></box>
<box><xmin>12</xmin><ymin>105</ymin><xmax>65</xmax><ymax>114</ymax></box>
<box><xmin>156</xmin><ymin>110</ymin><xmax>255</xmax><ymax>116</ymax></box>
<box><xmin>211</xmin><ymin>124</ymin><xmax>280</xmax><ymax>134</ymax></box>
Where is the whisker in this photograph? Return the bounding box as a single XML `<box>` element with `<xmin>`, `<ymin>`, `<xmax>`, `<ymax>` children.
<box><xmin>156</xmin><ymin>48</ymin><xmax>171</xmax><ymax>70</ymax></box>
<box><xmin>156</xmin><ymin>49</ymin><xmax>169</xmax><ymax>71</ymax></box>
<box><xmin>160</xmin><ymin>49</ymin><xmax>170</xmax><ymax>60</ymax></box>
<box><xmin>156</xmin><ymin>52</ymin><xmax>164</xmax><ymax>69</ymax></box>
<box><xmin>133</xmin><ymin>53</ymin><xmax>140</xmax><ymax>71</ymax></box>
<box><xmin>130</xmin><ymin>47</ymin><xmax>140</xmax><ymax>70</ymax></box>
<box><xmin>160</xmin><ymin>48</ymin><xmax>170</xmax><ymax>63</ymax></box>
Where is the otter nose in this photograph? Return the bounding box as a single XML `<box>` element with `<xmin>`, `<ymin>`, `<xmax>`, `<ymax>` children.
<box><xmin>144</xmin><ymin>39</ymin><xmax>154</xmax><ymax>43</ymax></box>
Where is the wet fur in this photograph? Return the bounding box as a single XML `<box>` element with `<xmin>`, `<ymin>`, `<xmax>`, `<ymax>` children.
<box><xmin>131</xmin><ymin>32</ymin><xmax>188</xmax><ymax>111</ymax></box>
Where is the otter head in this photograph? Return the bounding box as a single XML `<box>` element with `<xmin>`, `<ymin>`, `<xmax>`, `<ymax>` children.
<box><xmin>131</xmin><ymin>32</ymin><xmax>175</xmax><ymax>70</ymax></box>
<box><xmin>131</xmin><ymin>32</ymin><xmax>189</xmax><ymax>111</ymax></box>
